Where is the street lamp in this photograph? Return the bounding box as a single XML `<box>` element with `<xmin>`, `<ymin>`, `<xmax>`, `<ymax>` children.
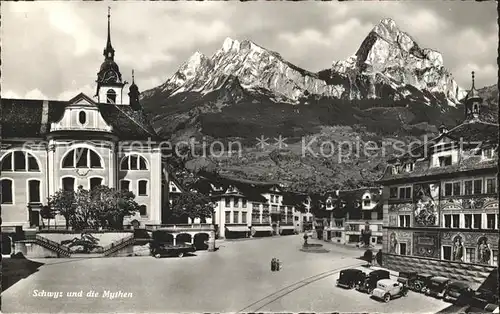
<box><xmin>209</xmin><ymin>201</ymin><xmax>216</xmax><ymax>252</ymax></box>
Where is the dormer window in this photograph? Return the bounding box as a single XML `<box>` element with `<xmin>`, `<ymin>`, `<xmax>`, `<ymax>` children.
<box><xmin>438</xmin><ymin>155</ymin><xmax>452</xmax><ymax>167</ymax></box>
<box><xmin>78</xmin><ymin>111</ymin><xmax>87</xmax><ymax>125</ymax></box>
<box><xmin>482</xmin><ymin>148</ymin><xmax>495</xmax><ymax>159</ymax></box>
<box><xmin>405</xmin><ymin>163</ymin><xmax>414</xmax><ymax>172</ymax></box>
<box><xmin>363</xmin><ymin>200</ymin><xmax>371</xmax><ymax>207</ymax></box>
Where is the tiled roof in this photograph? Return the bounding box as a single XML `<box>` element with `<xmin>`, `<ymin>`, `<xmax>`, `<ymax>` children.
<box><xmin>379</xmin><ymin>155</ymin><xmax>497</xmax><ymax>183</ymax></box>
<box><xmin>389</xmin><ymin>120</ymin><xmax>499</xmax><ymax>163</ymax></box>
<box><xmin>1</xmin><ymin>98</ymin><xmax>159</xmax><ymax>141</ymax></box>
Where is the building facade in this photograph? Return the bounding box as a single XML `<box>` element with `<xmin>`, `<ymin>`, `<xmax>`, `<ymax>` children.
<box><xmin>378</xmin><ymin>73</ymin><xmax>499</xmax><ymax>285</ymax></box>
<box><xmin>192</xmin><ymin>175</ymin><xmax>297</xmax><ymax>238</ymax></box>
<box><xmin>1</xmin><ymin>10</ymin><xmax>163</xmax><ymax>245</ymax></box>
<box><xmin>323</xmin><ymin>188</ymin><xmax>383</xmax><ymax>246</ymax></box>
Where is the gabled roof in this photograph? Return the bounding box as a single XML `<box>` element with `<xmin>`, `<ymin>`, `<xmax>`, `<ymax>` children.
<box><xmin>1</xmin><ymin>97</ymin><xmax>160</xmax><ymax>141</ymax></box>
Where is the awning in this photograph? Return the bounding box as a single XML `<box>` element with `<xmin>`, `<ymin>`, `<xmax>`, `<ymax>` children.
<box><xmin>279</xmin><ymin>226</ymin><xmax>295</xmax><ymax>230</ymax></box>
<box><xmin>252</xmin><ymin>226</ymin><xmax>273</xmax><ymax>232</ymax></box>
<box><xmin>226</xmin><ymin>226</ymin><xmax>250</xmax><ymax>232</ymax></box>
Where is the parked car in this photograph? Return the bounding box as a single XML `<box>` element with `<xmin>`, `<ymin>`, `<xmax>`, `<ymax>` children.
<box><xmin>149</xmin><ymin>230</ymin><xmax>196</xmax><ymax>258</ymax></box>
<box><xmin>336</xmin><ymin>269</ymin><xmax>366</xmax><ymax>289</ymax></box>
<box><xmin>426</xmin><ymin>276</ymin><xmax>450</xmax><ymax>298</ymax></box>
<box><xmin>414</xmin><ymin>273</ymin><xmax>434</xmax><ymax>293</ymax></box>
<box><xmin>444</xmin><ymin>281</ymin><xmax>474</xmax><ymax>305</ymax></box>
<box><xmin>397</xmin><ymin>271</ymin><xmax>418</xmax><ymax>290</ymax></box>
<box><xmin>371</xmin><ymin>279</ymin><xmax>408</xmax><ymax>303</ymax></box>
<box><xmin>357</xmin><ymin>269</ymin><xmax>390</xmax><ymax>293</ymax></box>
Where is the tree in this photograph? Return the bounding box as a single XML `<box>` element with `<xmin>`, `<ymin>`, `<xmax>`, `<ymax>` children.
<box><xmin>170</xmin><ymin>191</ymin><xmax>213</xmax><ymax>224</ymax></box>
<box><xmin>40</xmin><ymin>205</ymin><xmax>57</xmax><ymax>229</ymax></box>
<box><xmin>48</xmin><ymin>190</ymin><xmax>76</xmax><ymax>230</ymax></box>
<box><xmin>87</xmin><ymin>185</ymin><xmax>140</xmax><ymax>230</ymax></box>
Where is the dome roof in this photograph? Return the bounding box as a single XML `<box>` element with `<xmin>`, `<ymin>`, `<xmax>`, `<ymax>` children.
<box><xmin>99</xmin><ymin>59</ymin><xmax>120</xmax><ymax>73</ymax></box>
<box><xmin>129</xmin><ymin>82</ymin><xmax>139</xmax><ymax>92</ymax></box>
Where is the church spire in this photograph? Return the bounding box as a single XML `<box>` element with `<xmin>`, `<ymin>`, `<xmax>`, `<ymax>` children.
<box><xmin>103</xmin><ymin>6</ymin><xmax>115</xmax><ymax>60</ymax></box>
<box><xmin>464</xmin><ymin>71</ymin><xmax>482</xmax><ymax>121</ymax></box>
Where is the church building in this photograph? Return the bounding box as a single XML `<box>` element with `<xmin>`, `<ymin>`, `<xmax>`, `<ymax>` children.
<box><xmin>1</xmin><ymin>9</ymin><xmax>164</xmax><ymax>243</ymax></box>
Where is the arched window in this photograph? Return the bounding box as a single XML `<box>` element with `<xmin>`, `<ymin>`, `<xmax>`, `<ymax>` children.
<box><xmin>62</xmin><ymin>148</ymin><xmax>102</xmax><ymax>169</ymax></box>
<box><xmin>139</xmin><ymin>205</ymin><xmax>147</xmax><ymax>216</ymax></box>
<box><xmin>62</xmin><ymin>177</ymin><xmax>76</xmax><ymax>191</ymax></box>
<box><xmin>28</xmin><ymin>179</ymin><xmax>41</xmax><ymax>203</ymax></box>
<box><xmin>138</xmin><ymin>180</ymin><xmax>148</xmax><ymax>196</ymax></box>
<box><xmin>89</xmin><ymin>177</ymin><xmax>103</xmax><ymax>190</ymax></box>
<box><xmin>1</xmin><ymin>151</ymin><xmax>40</xmax><ymax>172</ymax></box>
<box><xmin>120</xmin><ymin>154</ymin><xmax>148</xmax><ymax>170</ymax></box>
<box><xmin>106</xmin><ymin>89</ymin><xmax>117</xmax><ymax>104</ymax></box>
<box><xmin>119</xmin><ymin>180</ymin><xmax>131</xmax><ymax>192</ymax></box>
<box><xmin>1</xmin><ymin>179</ymin><xmax>14</xmax><ymax>204</ymax></box>
<box><xmin>78</xmin><ymin>111</ymin><xmax>87</xmax><ymax>125</ymax></box>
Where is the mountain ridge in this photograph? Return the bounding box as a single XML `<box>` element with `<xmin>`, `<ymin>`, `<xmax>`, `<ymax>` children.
<box><xmin>140</xmin><ymin>18</ymin><xmax>498</xmax><ymax>192</ymax></box>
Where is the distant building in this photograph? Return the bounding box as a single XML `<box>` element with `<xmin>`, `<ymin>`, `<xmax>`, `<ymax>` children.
<box><xmin>378</xmin><ymin>72</ymin><xmax>498</xmax><ymax>285</ymax></box>
<box><xmin>323</xmin><ymin>188</ymin><xmax>383</xmax><ymax>245</ymax></box>
<box><xmin>191</xmin><ymin>175</ymin><xmax>297</xmax><ymax>239</ymax></box>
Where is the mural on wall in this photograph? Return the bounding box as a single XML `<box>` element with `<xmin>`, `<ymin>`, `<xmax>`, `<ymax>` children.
<box><xmin>477</xmin><ymin>236</ymin><xmax>492</xmax><ymax>264</ymax></box>
<box><xmin>414</xmin><ymin>183</ymin><xmax>439</xmax><ymax>227</ymax></box>
<box><xmin>413</xmin><ymin>231</ymin><xmax>439</xmax><ymax>258</ymax></box>
<box><xmin>452</xmin><ymin>235</ymin><xmax>464</xmax><ymax>262</ymax></box>
<box><xmin>389</xmin><ymin>232</ymin><xmax>398</xmax><ymax>254</ymax></box>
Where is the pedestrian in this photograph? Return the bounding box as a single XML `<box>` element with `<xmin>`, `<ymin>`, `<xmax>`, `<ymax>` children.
<box><xmin>271</xmin><ymin>258</ymin><xmax>276</xmax><ymax>271</ymax></box>
<box><xmin>276</xmin><ymin>259</ymin><xmax>281</xmax><ymax>271</ymax></box>
<box><xmin>363</xmin><ymin>249</ymin><xmax>373</xmax><ymax>267</ymax></box>
<box><xmin>376</xmin><ymin>249</ymin><xmax>382</xmax><ymax>266</ymax></box>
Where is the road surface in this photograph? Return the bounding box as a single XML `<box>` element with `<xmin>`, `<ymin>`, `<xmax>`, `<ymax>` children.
<box><xmin>1</xmin><ymin>235</ymin><xmax>449</xmax><ymax>313</ymax></box>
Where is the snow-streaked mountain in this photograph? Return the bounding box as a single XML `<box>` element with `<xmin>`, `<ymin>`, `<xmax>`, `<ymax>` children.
<box><xmin>142</xmin><ymin>18</ymin><xmax>467</xmax><ymax>107</ymax></box>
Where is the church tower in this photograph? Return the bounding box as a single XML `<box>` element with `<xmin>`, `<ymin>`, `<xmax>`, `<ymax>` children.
<box><xmin>464</xmin><ymin>71</ymin><xmax>482</xmax><ymax>121</ymax></box>
<box><xmin>95</xmin><ymin>7</ymin><xmax>126</xmax><ymax>104</ymax></box>
<box><xmin>128</xmin><ymin>70</ymin><xmax>142</xmax><ymax>111</ymax></box>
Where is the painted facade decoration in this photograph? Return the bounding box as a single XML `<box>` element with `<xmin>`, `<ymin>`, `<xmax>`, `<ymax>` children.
<box><xmin>452</xmin><ymin>235</ymin><xmax>464</xmax><ymax>262</ymax></box>
<box><xmin>478</xmin><ymin>236</ymin><xmax>492</xmax><ymax>265</ymax></box>
<box><xmin>389</xmin><ymin>232</ymin><xmax>398</xmax><ymax>254</ymax></box>
<box><xmin>413</xmin><ymin>231</ymin><xmax>439</xmax><ymax>259</ymax></box>
<box><xmin>413</xmin><ymin>182</ymin><xmax>439</xmax><ymax>227</ymax></box>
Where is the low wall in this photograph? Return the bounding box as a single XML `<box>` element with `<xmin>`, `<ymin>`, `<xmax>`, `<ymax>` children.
<box><xmin>39</xmin><ymin>232</ymin><xmax>131</xmax><ymax>248</ymax></box>
<box><xmin>384</xmin><ymin>253</ymin><xmax>496</xmax><ymax>286</ymax></box>
<box><xmin>15</xmin><ymin>242</ymin><xmax>60</xmax><ymax>258</ymax></box>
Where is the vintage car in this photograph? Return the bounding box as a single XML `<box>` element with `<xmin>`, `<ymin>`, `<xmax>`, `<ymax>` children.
<box><xmin>426</xmin><ymin>276</ymin><xmax>450</xmax><ymax>298</ymax></box>
<box><xmin>371</xmin><ymin>279</ymin><xmax>408</xmax><ymax>303</ymax></box>
<box><xmin>397</xmin><ymin>271</ymin><xmax>418</xmax><ymax>290</ymax></box>
<box><xmin>149</xmin><ymin>230</ymin><xmax>196</xmax><ymax>258</ymax></box>
<box><xmin>414</xmin><ymin>273</ymin><xmax>434</xmax><ymax>293</ymax></box>
<box><xmin>336</xmin><ymin>269</ymin><xmax>366</xmax><ymax>289</ymax></box>
<box><xmin>356</xmin><ymin>269</ymin><xmax>390</xmax><ymax>293</ymax></box>
<box><xmin>444</xmin><ymin>281</ymin><xmax>474</xmax><ymax>305</ymax></box>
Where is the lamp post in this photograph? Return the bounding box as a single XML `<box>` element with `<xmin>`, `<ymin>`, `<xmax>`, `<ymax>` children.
<box><xmin>209</xmin><ymin>201</ymin><xmax>216</xmax><ymax>252</ymax></box>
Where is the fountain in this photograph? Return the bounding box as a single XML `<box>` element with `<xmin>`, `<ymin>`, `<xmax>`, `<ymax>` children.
<box><xmin>299</xmin><ymin>234</ymin><xmax>329</xmax><ymax>253</ymax></box>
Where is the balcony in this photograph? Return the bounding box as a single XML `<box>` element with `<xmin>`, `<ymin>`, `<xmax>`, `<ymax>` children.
<box><xmin>145</xmin><ymin>224</ymin><xmax>214</xmax><ymax>233</ymax></box>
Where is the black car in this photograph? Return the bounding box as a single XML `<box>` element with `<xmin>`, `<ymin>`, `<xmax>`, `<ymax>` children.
<box><xmin>414</xmin><ymin>273</ymin><xmax>434</xmax><ymax>293</ymax></box>
<box><xmin>397</xmin><ymin>271</ymin><xmax>418</xmax><ymax>290</ymax></box>
<box><xmin>150</xmin><ymin>230</ymin><xmax>196</xmax><ymax>258</ymax></box>
<box><xmin>426</xmin><ymin>276</ymin><xmax>450</xmax><ymax>298</ymax></box>
<box><xmin>357</xmin><ymin>269</ymin><xmax>390</xmax><ymax>293</ymax></box>
<box><xmin>444</xmin><ymin>281</ymin><xmax>473</xmax><ymax>305</ymax></box>
<box><xmin>336</xmin><ymin>269</ymin><xmax>366</xmax><ymax>289</ymax></box>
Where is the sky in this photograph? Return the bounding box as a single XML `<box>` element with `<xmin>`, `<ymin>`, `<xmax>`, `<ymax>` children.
<box><xmin>1</xmin><ymin>1</ymin><xmax>497</xmax><ymax>103</ymax></box>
